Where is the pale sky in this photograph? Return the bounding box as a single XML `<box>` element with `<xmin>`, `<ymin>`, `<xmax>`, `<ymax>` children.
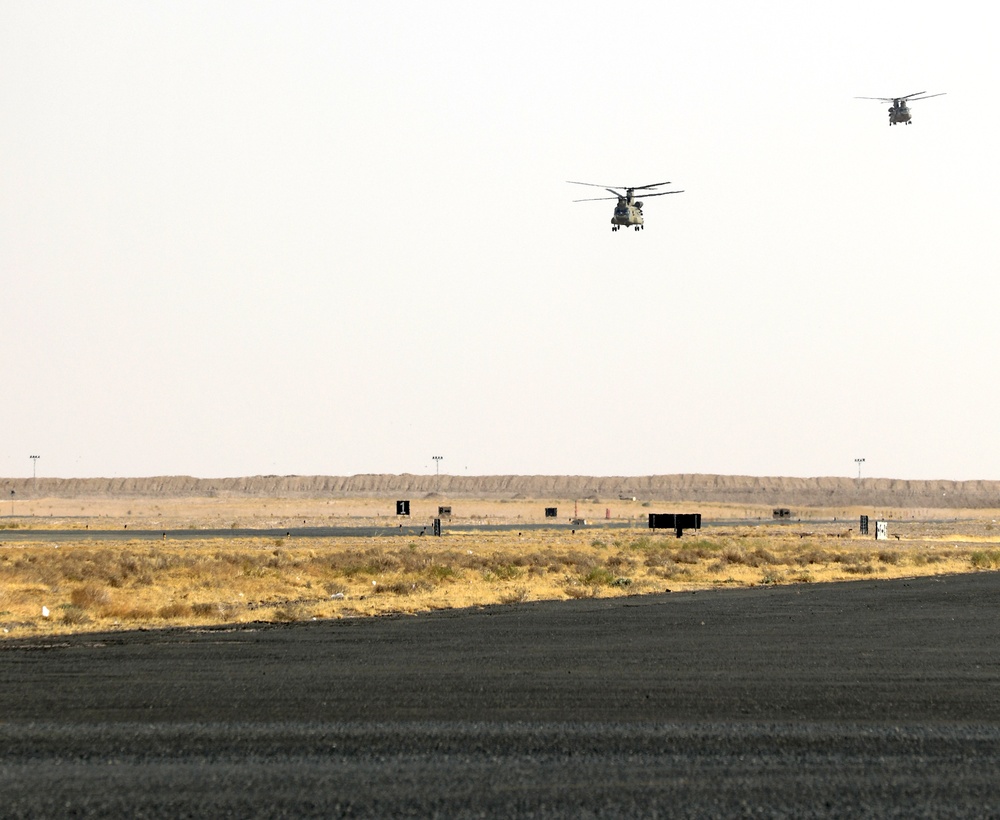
<box><xmin>2</xmin><ymin>1</ymin><xmax>996</xmax><ymax>481</ymax></box>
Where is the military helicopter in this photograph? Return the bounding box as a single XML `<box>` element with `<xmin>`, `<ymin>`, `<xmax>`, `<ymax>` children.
<box><xmin>855</xmin><ymin>91</ymin><xmax>946</xmax><ymax>125</ymax></box>
<box><xmin>568</xmin><ymin>180</ymin><xmax>683</xmax><ymax>231</ymax></box>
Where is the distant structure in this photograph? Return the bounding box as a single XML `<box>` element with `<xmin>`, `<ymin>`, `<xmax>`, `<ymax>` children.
<box><xmin>649</xmin><ymin>513</ymin><xmax>702</xmax><ymax>538</ymax></box>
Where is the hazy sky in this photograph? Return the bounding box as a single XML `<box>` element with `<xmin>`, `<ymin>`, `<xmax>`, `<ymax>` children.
<box><xmin>2</xmin><ymin>2</ymin><xmax>996</xmax><ymax>480</ymax></box>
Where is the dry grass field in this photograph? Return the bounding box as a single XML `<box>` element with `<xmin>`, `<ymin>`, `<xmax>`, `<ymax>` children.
<box><xmin>3</xmin><ymin>495</ymin><xmax>1000</xmax><ymax>638</ymax></box>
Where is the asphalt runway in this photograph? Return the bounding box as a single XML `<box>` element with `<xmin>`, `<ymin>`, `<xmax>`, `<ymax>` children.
<box><xmin>3</xmin><ymin>573</ymin><xmax>1000</xmax><ymax>817</ymax></box>
<box><xmin>0</xmin><ymin>517</ymin><xmax>876</xmax><ymax>541</ymax></box>
<box><xmin>0</xmin><ymin>522</ymin><xmax>591</xmax><ymax>541</ymax></box>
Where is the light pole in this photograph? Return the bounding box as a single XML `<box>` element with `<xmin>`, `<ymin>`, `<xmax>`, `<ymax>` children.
<box><xmin>854</xmin><ymin>458</ymin><xmax>865</xmax><ymax>481</ymax></box>
<box><xmin>432</xmin><ymin>456</ymin><xmax>443</xmax><ymax>476</ymax></box>
<box><xmin>30</xmin><ymin>455</ymin><xmax>40</xmax><ymax>490</ymax></box>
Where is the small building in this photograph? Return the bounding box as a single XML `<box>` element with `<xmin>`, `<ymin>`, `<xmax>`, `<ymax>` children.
<box><xmin>648</xmin><ymin>513</ymin><xmax>702</xmax><ymax>537</ymax></box>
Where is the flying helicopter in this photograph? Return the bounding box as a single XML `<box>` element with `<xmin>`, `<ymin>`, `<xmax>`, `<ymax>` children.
<box><xmin>568</xmin><ymin>180</ymin><xmax>683</xmax><ymax>231</ymax></box>
<box><xmin>855</xmin><ymin>91</ymin><xmax>946</xmax><ymax>125</ymax></box>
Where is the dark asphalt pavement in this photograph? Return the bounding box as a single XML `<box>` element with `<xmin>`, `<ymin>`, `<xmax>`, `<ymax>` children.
<box><xmin>3</xmin><ymin>573</ymin><xmax>1000</xmax><ymax>816</ymax></box>
<box><xmin>0</xmin><ymin>517</ymin><xmax>851</xmax><ymax>541</ymax></box>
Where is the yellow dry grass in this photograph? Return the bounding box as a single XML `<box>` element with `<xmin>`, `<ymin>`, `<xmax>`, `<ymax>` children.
<box><xmin>2</xmin><ymin>497</ymin><xmax>1000</xmax><ymax>638</ymax></box>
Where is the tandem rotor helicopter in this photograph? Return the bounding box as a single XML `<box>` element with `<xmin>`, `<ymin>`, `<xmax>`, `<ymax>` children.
<box><xmin>855</xmin><ymin>91</ymin><xmax>946</xmax><ymax>125</ymax></box>
<box><xmin>567</xmin><ymin>180</ymin><xmax>684</xmax><ymax>231</ymax></box>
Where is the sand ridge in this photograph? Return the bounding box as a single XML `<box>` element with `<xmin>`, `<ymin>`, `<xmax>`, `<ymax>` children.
<box><xmin>5</xmin><ymin>473</ymin><xmax>1000</xmax><ymax>508</ymax></box>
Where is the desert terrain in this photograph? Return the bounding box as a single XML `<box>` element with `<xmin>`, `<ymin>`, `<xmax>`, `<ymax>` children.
<box><xmin>3</xmin><ymin>474</ymin><xmax>1000</xmax><ymax>638</ymax></box>
<box><xmin>5</xmin><ymin>475</ymin><xmax>1000</xmax><ymax>814</ymax></box>
<box><xmin>5</xmin><ymin>573</ymin><xmax>1000</xmax><ymax>816</ymax></box>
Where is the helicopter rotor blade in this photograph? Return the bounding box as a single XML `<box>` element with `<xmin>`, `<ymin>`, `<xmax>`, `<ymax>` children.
<box><xmin>568</xmin><ymin>179</ymin><xmax>680</xmax><ymax>202</ymax></box>
<box><xmin>567</xmin><ymin>180</ymin><xmax>624</xmax><ymax>191</ymax></box>
<box><xmin>856</xmin><ymin>91</ymin><xmax>945</xmax><ymax>103</ymax></box>
<box><xmin>568</xmin><ymin>180</ymin><xmax>675</xmax><ymax>192</ymax></box>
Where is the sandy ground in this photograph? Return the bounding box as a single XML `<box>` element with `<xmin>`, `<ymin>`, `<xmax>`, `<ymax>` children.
<box><xmin>7</xmin><ymin>494</ymin><xmax>995</xmax><ymax>528</ymax></box>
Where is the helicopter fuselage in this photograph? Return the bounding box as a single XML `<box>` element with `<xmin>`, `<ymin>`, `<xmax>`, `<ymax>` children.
<box><xmin>888</xmin><ymin>102</ymin><xmax>913</xmax><ymax>125</ymax></box>
<box><xmin>612</xmin><ymin>199</ymin><xmax>644</xmax><ymax>231</ymax></box>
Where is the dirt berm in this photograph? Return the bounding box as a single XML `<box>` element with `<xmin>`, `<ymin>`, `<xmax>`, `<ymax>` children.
<box><xmin>4</xmin><ymin>474</ymin><xmax>1000</xmax><ymax>509</ymax></box>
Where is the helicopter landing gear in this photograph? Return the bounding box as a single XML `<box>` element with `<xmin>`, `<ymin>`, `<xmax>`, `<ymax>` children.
<box><xmin>634</xmin><ymin>225</ymin><xmax>641</xmax><ymax>231</ymax></box>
